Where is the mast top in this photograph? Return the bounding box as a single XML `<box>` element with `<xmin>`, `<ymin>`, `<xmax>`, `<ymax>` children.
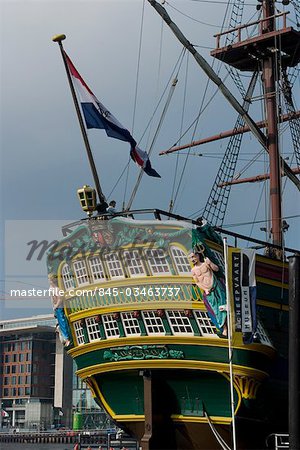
<box><xmin>211</xmin><ymin>12</ymin><xmax>300</xmax><ymax>72</ymax></box>
<box><xmin>52</xmin><ymin>34</ymin><xmax>66</xmax><ymax>43</ymax></box>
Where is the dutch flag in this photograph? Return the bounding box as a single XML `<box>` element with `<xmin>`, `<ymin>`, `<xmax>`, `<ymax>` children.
<box><xmin>65</xmin><ymin>52</ymin><xmax>161</xmax><ymax>178</ymax></box>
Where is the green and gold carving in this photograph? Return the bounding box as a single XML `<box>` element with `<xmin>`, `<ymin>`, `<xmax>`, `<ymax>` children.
<box><xmin>103</xmin><ymin>345</ymin><xmax>184</xmax><ymax>362</ymax></box>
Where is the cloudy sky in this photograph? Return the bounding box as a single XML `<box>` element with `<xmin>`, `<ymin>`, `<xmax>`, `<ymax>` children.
<box><xmin>1</xmin><ymin>0</ymin><xmax>299</xmax><ymax>319</ymax></box>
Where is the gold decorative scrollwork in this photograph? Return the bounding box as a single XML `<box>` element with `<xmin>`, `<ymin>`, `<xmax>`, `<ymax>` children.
<box><xmin>233</xmin><ymin>375</ymin><xmax>261</xmax><ymax>399</ymax></box>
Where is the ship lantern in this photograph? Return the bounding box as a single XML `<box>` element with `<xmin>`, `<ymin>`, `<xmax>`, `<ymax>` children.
<box><xmin>77</xmin><ymin>185</ymin><xmax>97</xmax><ymax>216</ymax></box>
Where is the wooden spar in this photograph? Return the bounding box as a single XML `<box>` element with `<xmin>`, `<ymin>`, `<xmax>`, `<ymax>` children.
<box><xmin>219</xmin><ymin>167</ymin><xmax>300</xmax><ymax>187</ymax></box>
<box><xmin>159</xmin><ymin>111</ymin><xmax>300</xmax><ymax>155</ymax></box>
<box><xmin>52</xmin><ymin>34</ymin><xmax>106</xmax><ymax>205</ymax></box>
<box><xmin>147</xmin><ymin>0</ymin><xmax>300</xmax><ymax>192</ymax></box>
<box><xmin>262</xmin><ymin>0</ymin><xmax>282</xmax><ymax>247</ymax></box>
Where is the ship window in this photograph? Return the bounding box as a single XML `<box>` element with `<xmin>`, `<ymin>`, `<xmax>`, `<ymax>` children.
<box><xmin>85</xmin><ymin>317</ymin><xmax>101</xmax><ymax>342</ymax></box>
<box><xmin>166</xmin><ymin>310</ymin><xmax>194</xmax><ymax>335</ymax></box>
<box><xmin>209</xmin><ymin>250</ymin><xmax>225</xmax><ymax>272</ymax></box>
<box><xmin>193</xmin><ymin>310</ymin><xmax>218</xmax><ymax>337</ymax></box>
<box><xmin>121</xmin><ymin>312</ymin><xmax>141</xmax><ymax>337</ymax></box>
<box><xmin>144</xmin><ymin>248</ymin><xmax>171</xmax><ymax>276</ymax></box>
<box><xmin>74</xmin><ymin>321</ymin><xmax>85</xmax><ymax>345</ymax></box>
<box><xmin>123</xmin><ymin>250</ymin><xmax>146</xmax><ymax>277</ymax></box>
<box><xmin>62</xmin><ymin>264</ymin><xmax>75</xmax><ymax>290</ymax></box>
<box><xmin>102</xmin><ymin>314</ymin><xmax>120</xmax><ymax>339</ymax></box>
<box><xmin>170</xmin><ymin>246</ymin><xmax>191</xmax><ymax>274</ymax></box>
<box><xmin>89</xmin><ymin>257</ymin><xmax>106</xmax><ymax>282</ymax></box>
<box><xmin>105</xmin><ymin>253</ymin><xmax>124</xmax><ymax>279</ymax></box>
<box><xmin>142</xmin><ymin>311</ymin><xmax>165</xmax><ymax>335</ymax></box>
<box><xmin>73</xmin><ymin>260</ymin><xmax>89</xmax><ymax>285</ymax></box>
<box><xmin>256</xmin><ymin>321</ymin><xmax>273</xmax><ymax>346</ymax></box>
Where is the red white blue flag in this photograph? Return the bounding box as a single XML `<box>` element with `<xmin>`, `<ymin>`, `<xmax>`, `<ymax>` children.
<box><xmin>65</xmin><ymin>52</ymin><xmax>160</xmax><ymax>178</ymax></box>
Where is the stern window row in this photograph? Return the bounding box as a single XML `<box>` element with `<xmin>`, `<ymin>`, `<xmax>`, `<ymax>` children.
<box><xmin>73</xmin><ymin>309</ymin><xmax>219</xmax><ymax>345</ymax></box>
<box><xmin>61</xmin><ymin>246</ymin><xmax>192</xmax><ymax>290</ymax></box>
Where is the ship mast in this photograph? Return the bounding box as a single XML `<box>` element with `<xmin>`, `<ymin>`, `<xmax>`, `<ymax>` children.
<box><xmin>261</xmin><ymin>0</ymin><xmax>282</xmax><ymax>248</ymax></box>
<box><xmin>148</xmin><ymin>0</ymin><xmax>300</xmax><ymax>251</ymax></box>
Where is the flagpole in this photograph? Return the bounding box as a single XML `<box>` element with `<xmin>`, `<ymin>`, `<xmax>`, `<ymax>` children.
<box><xmin>52</xmin><ymin>34</ymin><xmax>106</xmax><ymax>206</ymax></box>
<box><xmin>223</xmin><ymin>237</ymin><xmax>237</xmax><ymax>450</ymax></box>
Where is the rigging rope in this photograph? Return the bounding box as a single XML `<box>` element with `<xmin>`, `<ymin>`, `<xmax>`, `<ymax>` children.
<box><xmin>166</xmin><ymin>0</ymin><xmax>232</xmax><ymax>213</ymax></box>
<box><xmin>286</xmin><ymin>1</ymin><xmax>300</xmax><ymax>89</ymax></box>
<box><xmin>224</xmin><ymin>0</ymin><xmax>245</xmax><ymax>46</ymax></box>
<box><xmin>109</xmin><ymin>48</ymin><xmax>185</xmax><ymax>202</ymax></box>
<box><xmin>281</xmin><ymin>68</ymin><xmax>300</xmax><ymax>168</ymax></box>
<box><xmin>126</xmin><ymin>50</ymin><xmax>186</xmax><ymax>210</ymax></box>
<box><xmin>201</xmin><ymin>71</ymin><xmax>258</xmax><ymax>226</ymax></box>
<box><xmin>122</xmin><ymin>0</ymin><xmax>145</xmax><ymax>209</ymax></box>
<box><xmin>169</xmin><ymin>53</ymin><xmax>189</xmax><ymax>214</ymax></box>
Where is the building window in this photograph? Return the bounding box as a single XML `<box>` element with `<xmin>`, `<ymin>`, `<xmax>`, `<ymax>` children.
<box><xmin>85</xmin><ymin>317</ymin><xmax>101</xmax><ymax>341</ymax></box>
<box><xmin>171</xmin><ymin>246</ymin><xmax>191</xmax><ymax>275</ymax></box>
<box><xmin>4</xmin><ymin>366</ymin><xmax>11</xmax><ymax>374</ymax></box>
<box><xmin>142</xmin><ymin>311</ymin><xmax>165</xmax><ymax>335</ymax></box>
<box><xmin>102</xmin><ymin>314</ymin><xmax>120</xmax><ymax>339</ymax></box>
<box><xmin>193</xmin><ymin>310</ymin><xmax>218</xmax><ymax>337</ymax></box>
<box><xmin>166</xmin><ymin>311</ymin><xmax>194</xmax><ymax>335</ymax></box>
<box><xmin>144</xmin><ymin>248</ymin><xmax>171</xmax><ymax>276</ymax></box>
<box><xmin>105</xmin><ymin>253</ymin><xmax>124</xmax><ymax>279</ymax></box>
<box><xmin>123</xmin><ymin>250</ymin><xmax>146</xmax><ymax>277</ymax></box>
<box><xmin>18</xmin><ymin>387</ymin><xmax>25</xmax><ymax>396</ymax></box>
<box><xmin>73</xmin><ymin>260</ymin><xmax>89</xmax><ymax>286</ymax></box>
<box><xmin>74</xmin><ymin>321</ymin><xmax>85</xmax><ymax>345</ymax></box>
<box><xmin>121</xmin><ymin>312</ymin><xmax>141</xmax><ymax>336</ymax></box>
<box><xmin>62</xmin><ymin>263</ymin><xmax>75</xmax><ymax>290</ymax></box>
<box><xmin>25</xmin><ymin>387</ymin><xmax>31</xmax><ymax>395</ymax></box>
<box><xmin>89</xmin><ymin>257</ymin><xmax>106</xmax><ymax>282</ymax></box>
<box><xmin>3</xmin><ymin>388</ymin><xmax>9</xmax><ymax>396</ymax></box>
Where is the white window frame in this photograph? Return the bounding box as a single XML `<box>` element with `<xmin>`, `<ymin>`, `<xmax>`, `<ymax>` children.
<box><xmin>256</xmin><ymin>321</ymin><xmax>273</xmax><ymax>347</ymax></box>
<box><xmin>102</xmin><ymin>314</ymin><xmax>120</xmax><ymax>339</ymax></box>
<box><xmin>61</xmin><ymin>263</ymin><xmax>75</xmax><ymax>290</ymax></box>
<box><xmin>73</xmin><ymin>259</ymin><xmax>89</xmax><ymax>286</ymax></box>
<box><xmin>141</xmin><ymin>311</ymin><xmax>165</xmax><ymax>335</ymax></box>
<box><xmin>74</xmin><ymin>321</ymin><xmax>85</xmax><ymax>345</ymax></box>
<box><xmin>144</xmin><ymin>248</ymin><xmax>171</xmax><ymax>276</ymax></box>
<box><xmin>170</xmin><ymin>246</ymin><xmax>191</xmax><ymax>275</ymax></box>
<box><xmin>121</xmin><ymin>312</ymin><xmax>141</xmax><ymax>337</ymax></box>
<box><xmin>88</xmin><ymin>256</ymin><xmax>106</xmax><ymax>282</ymax></box>
<box><xmin>209</xmin><ymin>250</ymin><xmax>225</xmax><ymax>273</ymax></box>
<box><xmin>105</xmin><ymin>252</ymin><xmax>125</xmax><ymax>279</ymax></box>
<box><xmin>123</xmin><ymin>250</ymin><xmax>146</xmax><ymax>277</ymax></box>
<box><xmin>193</xmin><ymin>310</ymin><xmax>218</xmax><ymax>337</ymax></box>
<box><xmin>85</xmin><ymin>317</ymin><xmax>102</xmax><ymax>342</ymax></box>
<box><xmin>166</xmin><ymin>310</ymin><xmax>194</xmax><ymax>335</ymax></box>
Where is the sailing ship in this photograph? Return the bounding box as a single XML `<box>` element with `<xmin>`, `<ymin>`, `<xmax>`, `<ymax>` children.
<box><xmin>47</xmin><ymin>1</ymin><xmax>300</xmax><ymax>448</ymax></box>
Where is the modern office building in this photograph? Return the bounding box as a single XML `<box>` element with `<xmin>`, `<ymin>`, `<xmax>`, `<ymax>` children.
<box><xmin>0</xmin><ymin>314</ymin><xmax>110</xmax><ymax>430</ymax></box>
